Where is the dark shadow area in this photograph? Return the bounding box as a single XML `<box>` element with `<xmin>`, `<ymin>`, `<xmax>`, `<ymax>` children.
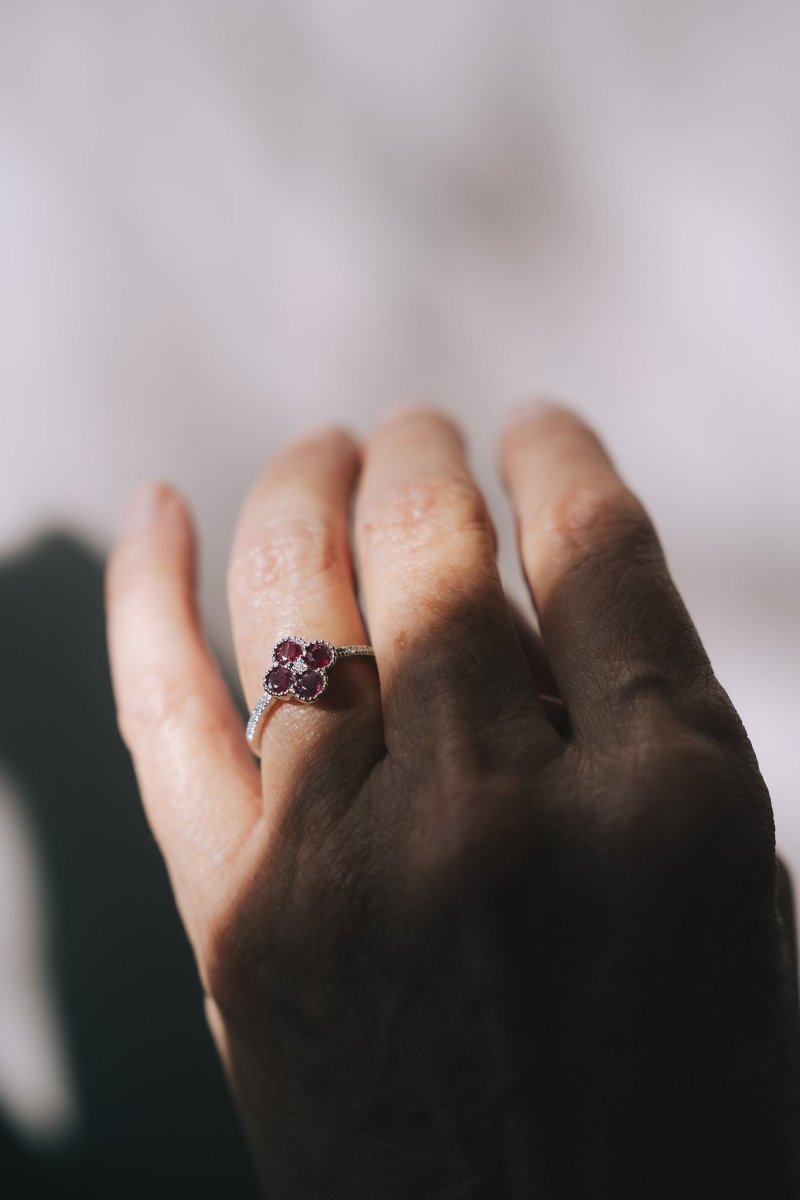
<box><xmin>0</xmin><ymin>532</ymin><xmax>258</xmax><ymax>1199</ymax></box>
<box><xmin>212</xmin><ymin>594</ymin><xmax>800</xmax><ymax>1197</ymax></box>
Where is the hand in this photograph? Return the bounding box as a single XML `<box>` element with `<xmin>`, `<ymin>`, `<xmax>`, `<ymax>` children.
<box><xmin>106</xmin><ymin>405</ymin><xmax>800</xmax><ymax>1198</ymax></box>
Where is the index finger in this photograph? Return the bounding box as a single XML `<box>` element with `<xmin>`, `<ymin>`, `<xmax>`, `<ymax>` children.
<box><xmin>106</xmin><ymin>482</ymin><xmax>262</xmax><ymax>957</ymax></box>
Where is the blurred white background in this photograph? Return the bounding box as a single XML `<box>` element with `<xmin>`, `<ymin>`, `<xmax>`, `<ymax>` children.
<box><xmin>1</xmin><ymin>0</ymin><xmax>799</xmax><ymax>1150</ymax></box>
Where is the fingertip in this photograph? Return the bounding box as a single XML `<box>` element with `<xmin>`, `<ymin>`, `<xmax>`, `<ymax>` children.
<box><xmin>498</xmin><ymin>396</ymin><xmax>608</xmax><ymax>481</ymax></box>
<box><xmin>369</xmin><ymin>404</ymin><xmax>467</xmax><ymax>456</ymax></box>
<box><xmin>373</xmin><ymin>399</ymin><xmax>438</xmax><ymax>426</ymax></box>
<box><xmin>119</xmin><ymin>479</ymin><xmax>190</xmax><ymax>539</ymax></box>
<box><xmin>269</xmin><ymin>426</ymin><xmax>363</xmax><ymax>483</ymax></box>
<box><xmin>501</xmin><ymin>396</ymin><xmax>574</xmax><ymax>445</ymax></box>
<box><xmin>325</xmin><ymin>425</ymin><xmax>364</xmax><ymax>469</ymax></box>
<box><xmin>108</xmin><ymin>480</ymin><xmax>197</xmax><ymax>611</ymax></box>
<box><xmin>300</xmin><ymin>423</ymin><xmax>361</xmax><ymax>452</ymax></box>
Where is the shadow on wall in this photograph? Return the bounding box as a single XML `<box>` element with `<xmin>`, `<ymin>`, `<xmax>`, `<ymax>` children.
<box><xmin>0</xmin><ymin>533</ymin><xmax>258</xmax><ymax>1198</ymax></box>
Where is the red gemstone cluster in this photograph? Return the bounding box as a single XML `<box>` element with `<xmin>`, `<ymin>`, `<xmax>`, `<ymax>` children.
<box><xmin>263</xmin><ymin>636</ymin><xmax>336</xmax><ymax>703</ymax></box>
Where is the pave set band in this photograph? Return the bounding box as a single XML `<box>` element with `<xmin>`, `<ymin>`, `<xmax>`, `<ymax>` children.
<box><xmin>246</xmin><ymin>635</ymin><xmax>375</xmax><ymax>756</ymax></box>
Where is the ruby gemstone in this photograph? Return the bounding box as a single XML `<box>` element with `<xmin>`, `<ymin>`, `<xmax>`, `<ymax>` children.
<box><xmin>274</xmin><ymin>637</ymin><xmax>304</xmax><ymax>665</ymax></box>
<box><xmin>304</xmin><ymin>640</ymin><xmax>334</xmax><ymax>669</ymax></box>
<box><xmin>265</xmin><ymin>665</ymin><xmax>294</xmax><ymax>695</ymax></box>
<box><xmin>293</xmin><ymin>669</ymin><xmax>327</xmax><ymax>701</ymax></box>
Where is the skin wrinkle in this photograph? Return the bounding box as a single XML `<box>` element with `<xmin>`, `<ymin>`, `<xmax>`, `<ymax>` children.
<box><xmin>230</xmin><ymin>514</ymin><xmax>343</xmax><ymax>601</ymax></box>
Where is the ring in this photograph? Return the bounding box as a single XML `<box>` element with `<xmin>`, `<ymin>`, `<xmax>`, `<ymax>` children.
<box><xmin>246</xmin><ymin>635</ymin><xmax>376</xmax><ymax>756</ymax></box>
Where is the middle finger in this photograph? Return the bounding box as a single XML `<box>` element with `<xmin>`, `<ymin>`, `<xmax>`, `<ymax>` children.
<box><xmin>354</xmin><ymin>410</ymin><xmax>559</xmax><ymax>760</ymax></box>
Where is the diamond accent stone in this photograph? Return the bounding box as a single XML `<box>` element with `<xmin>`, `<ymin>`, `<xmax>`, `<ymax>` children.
<box><xmin>246</xmin><ymin>692</ymin><xmax>271</xmax><ymax>744</ymax></box>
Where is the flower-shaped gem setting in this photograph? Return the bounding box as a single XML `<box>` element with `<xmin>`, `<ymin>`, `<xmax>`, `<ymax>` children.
<box><xmin>263</xmin><ymin>636</ymin><xmax>336</xmax><ymax>703</ymax></box>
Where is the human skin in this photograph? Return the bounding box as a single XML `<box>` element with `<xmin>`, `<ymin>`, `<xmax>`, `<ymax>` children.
<box><xmin>105</xmin><ymin>405</ymin><xmax>800</xmax><ymax>1197</ymax></box>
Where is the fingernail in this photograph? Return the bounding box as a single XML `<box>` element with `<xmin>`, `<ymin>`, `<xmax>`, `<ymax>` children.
<box><xmin>119</xmin><ymin>480</ymin><xmax>168</xmax><ymax>536</ymax></box>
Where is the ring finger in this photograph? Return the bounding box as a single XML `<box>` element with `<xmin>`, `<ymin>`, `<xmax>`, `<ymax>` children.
<box><xmin>228</xmin><ymin>428</ymin><xmax>384</xmax><ymax>801</ymax></box>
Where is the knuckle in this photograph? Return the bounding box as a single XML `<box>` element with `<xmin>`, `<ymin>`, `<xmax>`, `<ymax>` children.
<box><xmin>116</xmin><ymin>662</ymin><xmax>211</xmax><ymax>748</ymax></box>
<box><xmin>614</xmin><ymin>671</ymin><xmax>754</xmax><ymax>762</ymax></box>
<box><xmin>687</xmin><ymin>683</ymin><xmax>752</xmax><ymax>748</ymax></box>
<box><xmin>535</xmin><ymin>484</ymin><xmax>657</xmax><ymax>564</ymax></box>
<box><xmin>229</xmin><ymin>513</ymin><xmax>341</xmax><ymax>598</ymax></box>
<box><xmin>613</xmin><ymin>666</ymin><xmax>689</xmax><ymax>719</ymax></box>
<box><xmin>361</xmin><ymin>474</ymin><xmax>494</xmax><ymax>555</ymax></box>
<box><xmin>604</xmin><ymin>724</ymin><xmax>775</xmax><ymax>879</ymax></box>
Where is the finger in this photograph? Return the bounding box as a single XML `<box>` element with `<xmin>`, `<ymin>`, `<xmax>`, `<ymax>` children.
<box><xmin>228</xmin><ymin>428</ymin><xmax>384</xmax><ymax>797</ymax></box>
<box><xmin>354</xmin><ymin>409</ymin><xmax>559</xmax><ymax>761</ymax></box>
<box><xmin>501</xmin><ymin>403</ymin><xmax>739</xmax><ymax>739</ymax></box>
<box><xmin>106</xmin><ymin>482</ymin><xmax>261</xmax><ymax>951</ymax></box>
